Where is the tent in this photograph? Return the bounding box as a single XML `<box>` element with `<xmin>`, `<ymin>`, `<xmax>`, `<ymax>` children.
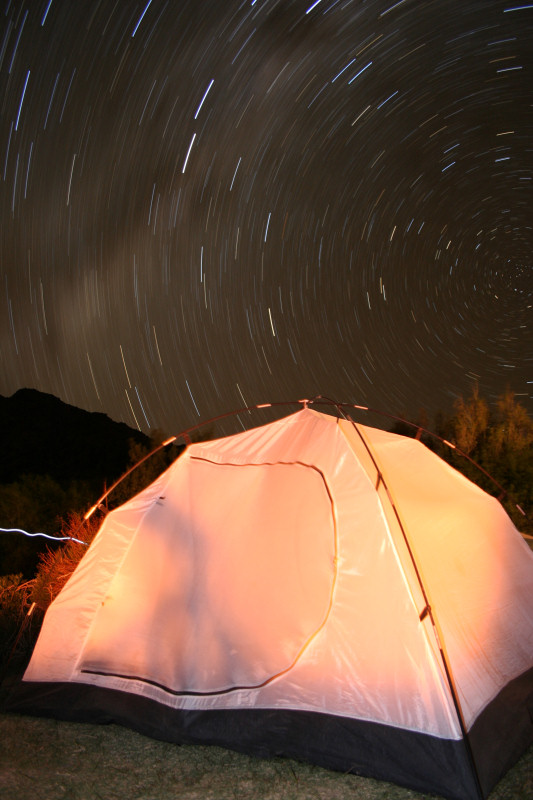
<box><xmin>8</xmin><ymin>408</ymin><xmax>533</xmax><ymax>799</ymax></box>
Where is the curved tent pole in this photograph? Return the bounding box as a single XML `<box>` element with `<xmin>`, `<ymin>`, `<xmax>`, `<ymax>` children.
<box><xmin>84</xmin><ymin>435</ymin><xmax>178</xmax><ymax>521</ymax></box>
<box><xmin>309</xmin><ymin>395</ymin><xmax>526</xmax><ymax>516</ymax></box>
<box><xmin>82</xmin><ymin>396</ymin><xmax>529</xmax><ymax>532</ymax></box>
<box><xmin>83</xmin><ymin>400</ymin><xmax>308</xmax><ymax>523</ymax></box>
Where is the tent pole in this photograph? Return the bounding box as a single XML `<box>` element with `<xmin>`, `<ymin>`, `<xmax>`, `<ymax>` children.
<box><xmin>83</xmin><ymin>435</ymin><xmax>178</xmax><ymax>521</ymax></box>
<box><xmin>345</xmin><ymin>415</ymin><xmax>485</xmax><ymax>800</ymax></box>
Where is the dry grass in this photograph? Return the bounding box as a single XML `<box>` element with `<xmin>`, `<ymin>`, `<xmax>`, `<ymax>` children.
<box><xmin>29</xmin><ymin>513</ymin><xmax>100</xmax><ymax>613</ymax></box>
<box><xmin>0</xmin><ymin>514</ymin><xmax>101</xmax><ymax>680</ymax></box>
<box><xmin>0</xmin><ymin>708</ymin><xmax>531</xmax><ymax>800</ymax></box>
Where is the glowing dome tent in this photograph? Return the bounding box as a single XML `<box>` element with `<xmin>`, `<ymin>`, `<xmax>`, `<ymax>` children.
<box><xmin>9</xmin><ymin>408</ymin><xmax>533</xmax><ymax>800</ymax></box>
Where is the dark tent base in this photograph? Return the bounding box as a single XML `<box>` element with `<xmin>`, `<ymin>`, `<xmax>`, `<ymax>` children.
<box><xmin>6</xmin><ymin>667</ymin><xmax>533</xmax><ymax>800</ymax></box>
<box><xmin>469</xmin><ymin>664</ymin><xmax>533</xmax><ymax>797</ymax></box>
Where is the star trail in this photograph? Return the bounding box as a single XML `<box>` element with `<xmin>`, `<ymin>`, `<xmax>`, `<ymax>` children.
<box><xmin>1</xmin><ymin>0</ymin><xmax>532</xmax><ymax>437</ymax></box>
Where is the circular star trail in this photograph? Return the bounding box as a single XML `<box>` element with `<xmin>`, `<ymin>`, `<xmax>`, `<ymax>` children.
<box><xmin>1</xmin><ymin>0</ymin><xmax>532</xmax><ymax>436</ymax></box>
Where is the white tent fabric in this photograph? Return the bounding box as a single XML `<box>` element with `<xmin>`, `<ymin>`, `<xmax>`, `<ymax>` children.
<box><xmin>351</xmin><ymin>421</ymin><xmax>533</xmax><ymax>728</ymax></box>
<box><xmin>13</xmin><ymin>408</ymin><xmax>533</xmax><ymax>800</ymax></box>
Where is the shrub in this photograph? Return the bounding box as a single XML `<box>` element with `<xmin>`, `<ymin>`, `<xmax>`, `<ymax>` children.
<box><xmin>0</xmin><ymin>573</ymin><xmax>37</xmax><ymax>676</ymax></box>
<box><xmin>29</xmin><ymin>512</ymin><xmax>101</xmax><ymax>613</ymax></box>
<box><xmin>0</xmin><ymin>514</ymin><xmax>102</xmax><ymax>677</ymax></box>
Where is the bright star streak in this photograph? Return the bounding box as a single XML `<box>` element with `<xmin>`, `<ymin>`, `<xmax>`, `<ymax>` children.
<box><xmin>230</xmin><ymin>156</ymin><xmax>242</xmax><ymax>190</ymax></box>
<box><xmin>194</xmin><ymin>79</ymin><xmax>214</xmax><ymax>119</ymax></box>
<box><xmin>41</xmin><ymin>0</ymin><xmax>54</xmax><ymax>26</ymax></box>
<box><xmin>306</xmin><ymin>0</ymin><xmax>323</xmax><ymax>13</ymax></box>
<box><xmin>349</xmin><ymin>62</ymin><xmax>372</xmax><ymax>83</ymax></box>
<box><xmin>332</xmin><ymin>58</ymin><xmax>357</xmax><ymax>82</ymax></box>
<box><xmin>380</xmin><ymin>0</ymin><xmax>410</xmax><ymax>16</ymax></box>
<box><xmin>132</xmin><ymin>0</ymin><xmax>153</xmax><ymax>37</ymax></box>
<box><xmin>182</xmin><ymin>132</ymin><xmax>196</xmax><ymax>173</ymax></box>
<box><xmin>186</xmin><ymin>379</ymin><xmax>201</xmax><ymax>415</ymax></box>
<box><xmin>15</xmin><ymin>70</ymin><xmax>30</xmax><ymax>131</ymax></box>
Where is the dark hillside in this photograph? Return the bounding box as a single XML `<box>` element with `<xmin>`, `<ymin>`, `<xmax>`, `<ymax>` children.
<box><xmin>0</xmin><ymin>389</ymin><xmax>150</xmax><ymax>576</ymax></box>
<box><xmin>0</xmin><ymin>388</ymin><xmax>148</xmax><ymax>486</ymax></box>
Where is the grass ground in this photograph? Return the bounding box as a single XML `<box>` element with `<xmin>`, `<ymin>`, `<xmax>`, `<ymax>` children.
<box><xmin>0</xmin><ymin>708</ymin><xmax>532</xmax><ymax>800</ymax></box>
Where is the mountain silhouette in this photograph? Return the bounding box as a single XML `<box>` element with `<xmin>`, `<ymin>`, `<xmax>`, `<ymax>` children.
<box><xmin>0</xmin><ymin>389</ymin><xmax>152</xmax><ymax>576</ymax></box>
<box><xmin>0</xmin><ymin>388</ymin><xmax>149</xmax><ymax>486</ymax></box>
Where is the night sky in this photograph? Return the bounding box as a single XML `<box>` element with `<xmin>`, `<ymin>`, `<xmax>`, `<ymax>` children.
<box><xmin>1</xmin><ymin>0</ymin><xmax>532</xmax><ymax>438</ymax></box>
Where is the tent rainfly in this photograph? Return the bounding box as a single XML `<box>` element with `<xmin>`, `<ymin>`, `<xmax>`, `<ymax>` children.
<box><xmin>8</xmin><ymin>408</ymin><xmax>533</xmax><ymax>800</ymax></box>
